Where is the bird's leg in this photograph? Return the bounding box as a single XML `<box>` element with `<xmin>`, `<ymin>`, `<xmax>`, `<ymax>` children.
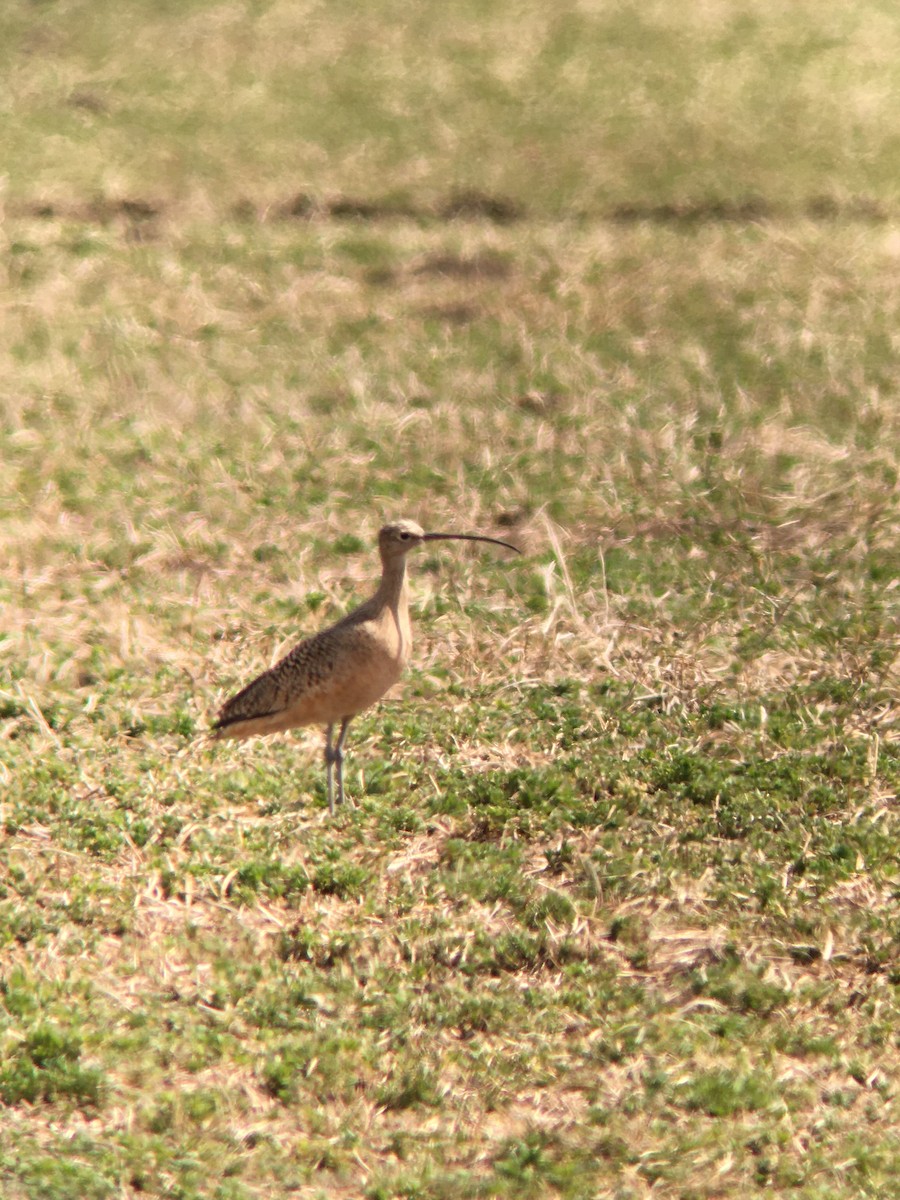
<box><xmin>324</xmin><ymin>723</ymin><xmax>336</xmax><ymax>815</ymax></box>
<box><xmin>334</xmin><ymin>717</ymin><xmax>352</xmax><ymax>808</ymax></box>
<box><xmin>324</xmin><ymin>720</ymin><xmax>352</xmax><ymax>816</ymax></box>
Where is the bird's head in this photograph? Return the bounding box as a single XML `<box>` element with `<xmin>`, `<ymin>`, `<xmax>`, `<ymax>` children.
<box><xmin>377</xmin><ymin>519</ymin><xmax>519</xmax><ymax>561</ymax></box>
<box><xmin>378</xmin><ymin>519</ymin><xmax>427</xmax><ymax>559</ymax></box>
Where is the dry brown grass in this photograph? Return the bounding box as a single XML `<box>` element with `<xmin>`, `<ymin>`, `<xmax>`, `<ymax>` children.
<box><xmin>3</xmin><ymin>19</ymin><xmax>900</xmax><ymax>1185</ymax></box>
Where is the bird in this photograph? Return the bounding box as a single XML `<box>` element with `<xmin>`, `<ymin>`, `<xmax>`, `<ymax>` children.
<box><xmin>212</xmin><ymin>519</ymin><xmax>520</xmax><ymax>813</ymax></box>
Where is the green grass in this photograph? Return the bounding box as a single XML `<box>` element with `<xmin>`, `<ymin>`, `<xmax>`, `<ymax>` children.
<box><xmin>3</xmin><ymin>0</ymin><xmax>900</xmax><ymax>215</ymax></box>
<box><xmin>2</xmin><ymin>0</ymin><xmax>900</xmax><ymax>1196</ymax></box>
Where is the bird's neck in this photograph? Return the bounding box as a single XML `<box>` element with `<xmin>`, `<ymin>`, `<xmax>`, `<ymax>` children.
<box><xmin>374</xmin><ymin>555</ymin><xmax>409</xmax><ymax>616</ymax></box>
<box><xmin>372</xmin><ymin>554</ymin><xmax>412</xmax><ymax>663</ymax></box>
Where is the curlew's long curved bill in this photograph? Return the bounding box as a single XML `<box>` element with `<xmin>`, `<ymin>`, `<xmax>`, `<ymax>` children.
<box><xmin>423</xmin><ymin>532</ymin><xmax>521</xmax><ymax>554</ymax></box>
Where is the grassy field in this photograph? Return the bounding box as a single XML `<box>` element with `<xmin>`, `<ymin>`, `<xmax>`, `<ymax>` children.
<box><xmin>2</xmin><ymin>1</ymin><xmax>900</xmax><ymax>1196</ymax></box>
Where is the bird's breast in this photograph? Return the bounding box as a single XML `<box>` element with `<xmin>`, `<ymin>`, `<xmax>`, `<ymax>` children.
<box><xmin>282</xmin><ymin>610</ymin><xmax>410</xmax><ymax>725</ymax></box>
<box><xmin>372</xmin><ymin>602</ymin><xmax>412</xmax><ymax>672</ymax></box>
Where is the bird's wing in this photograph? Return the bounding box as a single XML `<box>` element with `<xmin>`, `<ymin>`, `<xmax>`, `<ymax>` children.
<box><xmin>212</xmin><ymin>623</ymin><xmax>372</xmax><ymax>733</ymax></box>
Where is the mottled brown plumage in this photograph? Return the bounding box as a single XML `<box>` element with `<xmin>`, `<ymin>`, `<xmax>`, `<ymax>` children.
<box><xmin>213</xmin><ymin>519</ymin><xmax>518</xmax><ymax>812</ymax></box>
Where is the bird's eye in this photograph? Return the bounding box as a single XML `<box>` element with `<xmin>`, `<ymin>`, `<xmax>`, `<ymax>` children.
<box><xmin>399</xmin><ymin>531</ymin><xmax>411</xmax><ymax>540</ymax></box>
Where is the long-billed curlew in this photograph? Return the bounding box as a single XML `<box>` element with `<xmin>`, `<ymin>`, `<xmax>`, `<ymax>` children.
<box><xmin>212</xmin><ymin>519</ymin><xmax>519</xmax><ymax>813</ymax></box>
